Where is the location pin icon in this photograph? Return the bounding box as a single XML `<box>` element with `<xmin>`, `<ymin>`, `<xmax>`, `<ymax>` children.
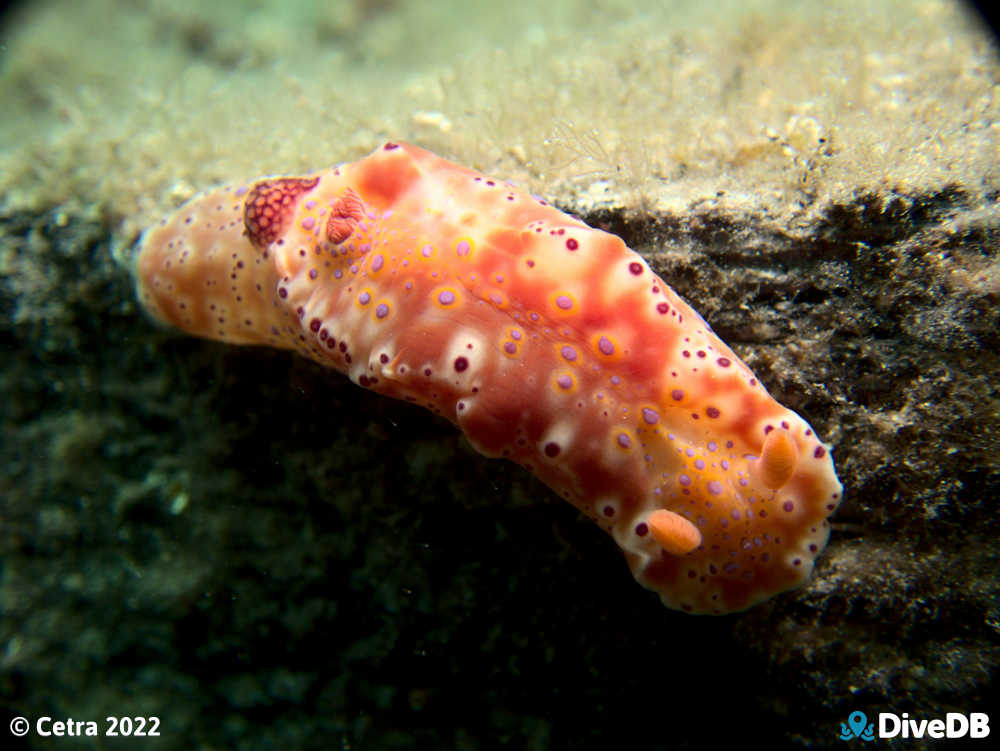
<box><xmin>848</xmin><ymin>711</ymin><xmax>867</xmax><ymax>738</ymax></box>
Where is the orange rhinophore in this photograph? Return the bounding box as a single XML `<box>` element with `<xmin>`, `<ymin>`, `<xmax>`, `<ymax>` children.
<box><xmin>134</xmin><ymin>142</ymin><xmax>843</xmax><ymax>613</ymax></box>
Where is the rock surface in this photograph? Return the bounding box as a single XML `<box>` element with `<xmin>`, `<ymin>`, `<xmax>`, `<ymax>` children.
<box><xmin>1</xmin><ymin>1</ymin><xmax>997</xmax><ymax>748</ymax></box>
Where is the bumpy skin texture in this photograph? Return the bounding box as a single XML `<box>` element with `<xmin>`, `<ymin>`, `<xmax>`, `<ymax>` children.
<box><xmin>135</xmin><ymin>142</ymin><xmax>843</xmax><ymax>614</ymax></box>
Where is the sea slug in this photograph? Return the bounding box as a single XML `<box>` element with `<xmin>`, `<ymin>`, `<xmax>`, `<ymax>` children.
<box><xmin>134</xmin><ymin>142</ymin><xmax>843</xmax><ymax>613</ymax></box>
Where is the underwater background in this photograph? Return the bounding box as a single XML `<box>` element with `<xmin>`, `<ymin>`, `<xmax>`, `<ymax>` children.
<box><xmin>1</xmin><ymin>0</ymin><xmax>998</xmax><ymax>748</ymax></box>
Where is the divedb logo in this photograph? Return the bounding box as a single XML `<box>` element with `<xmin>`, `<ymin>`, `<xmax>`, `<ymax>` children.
<box><xmin>838</xmin><ymin>710</ymin><xmax>990</xmax><ymax>741</ymax></box>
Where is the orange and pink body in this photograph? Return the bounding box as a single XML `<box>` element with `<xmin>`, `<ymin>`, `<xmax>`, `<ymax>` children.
<box><xmin>135</xmin><ymin>142</ymin><xmax>842</xmax><ymax>614</ymax></box>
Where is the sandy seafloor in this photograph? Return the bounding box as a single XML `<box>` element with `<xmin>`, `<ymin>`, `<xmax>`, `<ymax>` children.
<box><xmin>1</xmin><ymin>1</ymin><xmax>999</xmax><ymax>749</ymax></box>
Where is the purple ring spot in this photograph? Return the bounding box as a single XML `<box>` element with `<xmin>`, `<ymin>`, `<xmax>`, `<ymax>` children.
<box><xmin>642</xmin><ymin>408</ymin><xmax>659</xmax><ymax>425</ymax></box>
<box><xmin>510</xmin><ymin>329</ymin><xmax>522</xmax><ymax>340</ymax></box>
<box><xmin>556</xmin><ymin>375</ymin><xmax>573</xmax><ymax>390</ymax></box>
<box><xmin>544</xmin><ymin>442</ymin><xmax>561</xmax><ymax>458</ymax></box>
<box><xmin>375</xmin><ymin>303</ymin><xmax>389</xmax><ymax>319</ymax></box>
<box><xmin>706</xmin><ymin>406</ymin><xmax>720</xmax><ymax>419</ymax></box>
<box><xmin>456</xmin><ymin>240</ymin><xmax>470</xmax><ymax>256</ymax></box>
<box><xmin>694</xmin><ymin>459</ymin><xmax>706</xmax><ymax>470</ymax></box>
<box><xmin>358</xmin><ymin>291</ymin><xmax>371</xmax><ymax>305</ymax></box>
<box><xmin>561</xmin><ymin>345</ymin><xmax>577</xmax><ymax>362</ymax></box>
<box><xmin>617</xmin><ymin>433</ymin><xmax>632</xmax><ymax>449</ymax></box>
<box><xmin>438</xmin><ymin>290</ymin><xmax>455</xmax><ymax>305</ymax></box>
<box><xmin>598</xmin><ymin>336</ymin><xmax>615</xmax><ymax>356</ymax></box>
<box><xmin>421</xmin><ymin>245</ymin><xmax>432</xmax><ymax>257</ymax></box>
<box><xmin>678</xmin><ymin>474</ymin><xmax>692</xmax><ymax>487</ymax></box>
<box><xmin>707</xmin><ymin>481</ymin><xmax>723</xmax><ymax>495</ymax></box>
<box><xmin>301</xmin><ymin>216</ymin><xmax>315</xmax><ymax>230</ymax></box>
<box><xmin>671</xmin><ymin>389</ymin><xmax>684</xmax><ymax>401</ymax></box>
<box><xmin>556</xmin><ymin>295</ymin><xmax>573</xmax><ymax>310</ymax></box>
<box><xmin>371</xmin><ymin>254</ymin><xmax>384</xmax><ymax>272</ymax></box>
<box><xmin>782</xmin><ymin>501</ymin><xmax>794</xmax><ymax>512</ymax></box>
<box><xmin>504</xmin><ymin>341</ymin><xmax>517</xmax><ymax>355</ymax></box>
<box><xmin>454</xmin><ymin>356</ymin><xmax>468</xmax><ymax>372</ymax></box>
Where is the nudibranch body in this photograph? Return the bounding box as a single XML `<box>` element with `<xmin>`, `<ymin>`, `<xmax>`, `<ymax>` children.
<box><xmin>135</xmin><ymin>142</ymin><xmax>842</xmax><ymax>614</ymax></box>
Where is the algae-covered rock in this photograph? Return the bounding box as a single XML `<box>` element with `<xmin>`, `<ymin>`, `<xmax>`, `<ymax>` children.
<box><xmin>1</xmin><ymin>1</ymin><xmax>997</xmax><ymax>749</ymax></box>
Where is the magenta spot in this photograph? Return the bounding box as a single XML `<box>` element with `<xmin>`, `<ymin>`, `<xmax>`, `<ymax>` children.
<box><xmin>309</xmin><ymin>269</ymin><xmax>318</xmax><ymax>279</ymax></box>
<box><xmin>814</xmin><ymin>445</ymin><xmax>827</xmax><ymax>459</ymax></box>
<box><xmin>706</xmin><ymin>406</ymin><xmax>720</xmax><ymax>419</ymax></box>
<box><xmin>384</xmin><ymin>142</ymin><xmax>399</xmax><ymax>150</ymax></box>
<box><xmin>561</xmin><ymin>346</ymin><xmax>577</xmax><ymax>362</ymax></box>
<box><xmin>717</xmin><ymin>357</ymin><xmax>731</xmax><ymax>367</ymax></box>
<box><xmin>375</xmin><ymin>303</ymin><xmax>389</xmax><ymax>319</ymax></box>
<box><xmin>421</xmin><ymin>245</ymin><xmax>432</xmax><ymax>258</ymax></box>
<box><xmin>454</xmin><ymin>356</ymin><xmax>469</xmax><ymax>372</ymax></box>
<box><xmin>656</xmin><ymin>302</ymin><xmax>669</xmax><ymax>315</ymax></box>
<box><xmin>782</xmin><ymin>501</ymin><xmax>794</xmax><ymax>512</ymax></box>
<box><xmin>371</xmin><ymin>254</ymin><xmax>384</xmax><ymax>272</ymax></box>
<box><xmin>504</xmin><ymin>341</ymin><xmax>517</xmax><ymax>354</ymax></box>
<box><xmin>696</xmin><ymin>350</ymin><xmax>706</xmax><ymax>358</ymax></box>
<box><xmin>556</xmin><ymin>295</ymin><xmax>573</xmax><ymax>310</ymax></box>
<box><xmin>379</xmin><ymin>353</ymin><xmax>389</xmax><ymax>364</ymax></box>
<box><xmin>617</xmin><ymin>433</ymin><xmax>632</xmax><ymax>449</ymax></box>
<box><xmin>358</xmin><ymin>291</ymin><xmax>371</xmax><ymax>305</ymax></box>
<box><xmin>438</xmin><ymin>290</ymin><xmax>455</xmax><ymax>305</ymax></box>
<box><xmin>556</xmin><ymin>375</ymin><xmax>573</xmax><ymax>390</ymax></box>
<box><xmin>642</xmin><ymin>408</ymin><xmax>659</xmax><ymax>425</ymax></box>
<box><xmin>309</xmin><ymin>318</ymin><xmax>321</xmax><ymax>333</ymax></box>
<box><xmin>544</xmin><ymin>442</ymin><xmax>561</xmax><ymax>458</ymax></box>
<box><xmin>602</xmin><ymin>505</ymin><xmax>615</xmax><ymax>517</ymax></box>
<box><xmin>628</xmin><ymin>262</ymin><xmax>642</xmax><ymax>275</ymax></box>
<box><xmin>678</xmin><ymin>474</ymin><xmax>691</xmax><ymax>486</ymax></box>
<box><xmin>671</xmin><ymin>389</ymin><xmax>684</xmax><ymax>401</ymax></box>
<box><xmin>278</xmin><ymin>287</ymin><xmax>288</xmax><ymax>299</ymax></box>
<box><xmin>682</xmin><ymin>350</ymin><xmax>691</xmax><ymax>358</ymax></box>
<box><xmin>456</xmin><ymin>240</ymin><xmax>471</xmax><ymax>256</ymax></box>
<box><xmin>635</xmin><ymin>522</ymin><xmax>649</xmax><ymax>537</ymax></box>
<box><xmin>566</xmin><ymin>238</ymin><xmax>578</xmax><ymax>250</ymax></box>
<box><xmin>707</xmin><ymin>481</ymin><xmax>723</xmax><ymax>495</ymax></box>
